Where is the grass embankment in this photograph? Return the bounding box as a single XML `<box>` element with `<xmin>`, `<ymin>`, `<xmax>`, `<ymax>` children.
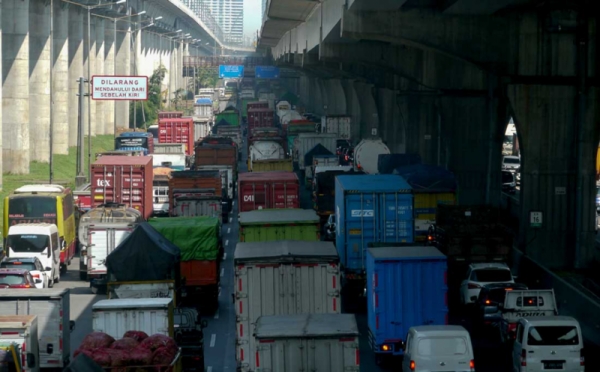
<box><xmin>0</xmin><ymin>135</ymin><xmax>115</xmax><ymax>236</ymax></box>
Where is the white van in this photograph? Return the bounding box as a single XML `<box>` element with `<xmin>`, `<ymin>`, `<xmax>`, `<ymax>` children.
<box><xmin>6</xmin><ymin>223</ymin><xmax>61</xmax><ymax>286</ymax></box>
<box><xmin>512</xmin><ymin>316</ymin><xmax>584</xmax><ymax>372</ymax></box>
<box><xmin>402</xmin><ymin>325</ymin><xmax>475</xmax><ymax>372</ymax></box>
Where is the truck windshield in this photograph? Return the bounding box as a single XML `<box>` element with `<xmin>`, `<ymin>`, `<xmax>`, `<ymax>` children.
<box><xmin>417</xmin><ymin>337</ymin><xmax>468</xmax><ymax>356</ymax></box>
<box><xmin>473</xmin><ymin>268</ymin><xmax>513</xmax><ymax>282</ymax></box>
<box><xmin>528</xmin><ymin>326</ymin><xmax>579</xmax><ymax>346</ymax></box>
<box><xmin>8</xmin><ymin>196</ymin><xmax>57</xmax><ymax>226</ymax></box>
<box><xmin>115</xmin><ymin>136</ymin><xmax>148</xmax><ymax>149</ymax></box>
<box><xmin>6</xmin><ymin>234</ymin><xmax>50</xmax><ymax>253</ymax></box>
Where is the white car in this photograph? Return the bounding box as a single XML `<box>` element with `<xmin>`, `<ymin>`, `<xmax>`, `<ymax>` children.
<box><xmin>502</xmin><ymin>155</ymin><xmax>520</xmax><ymax>171</ymax></box>
<box><xmin>0</xmin><ymin>257</ymin><xmax>49</xmax><ymax>288</ymax></box>
<box><xmin>460</xmin><ymin>262</ymin><xmax>515</xmax><ymax>305</ymax></box>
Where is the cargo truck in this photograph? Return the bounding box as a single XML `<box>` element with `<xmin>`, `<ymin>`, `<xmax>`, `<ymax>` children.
<box><xmin>312</xmin><ymin>166</ymin><xmax>356</xmax><ymax>223</ymax></box>
<box><xmin>215</xmin><ymin>124</ymin><xmax>243</xmax><ymax>152</ymax></box>
<box><xmin>196</xmin><ymin>165</ymin><xmax>234</xmax><ymax>218</ymax></box>
<box><xmin>295</xmin><ymin>133</ymin><xmax>337</xmax><ymax>173</ymax></box>
<box><xmin>320</xmin><ymin>115</ymin><xmax>352</xmax><ymax>140</ymax></box>
<box><xmin>168</xmin><ymin>170</ymin><xmax>225</xmax><ymax>221</ymax></box>
<box><xmin>114</xmin><ymin>132</ymin><xmax>154</xmax><ymax>155</ymax></box>
<box><xmin>0</xmin><ymin>315</ymin><xmax>40</xmax><ymax>372</ymax></box>
<box><xmin>149</xmin><ymin>217</ymin><xmax>222</xmax><ymax>313</ymax></box>
<box><xmin>238</xmin><ymin>209</ymin><xmax>320</xmax><ymax>242</ymax></box>
<box><xmin>78</xmin><ymin>203</ymin><xmax>144</xmax><ymax>281</ymax></box>
<box><xmin>335</xmin><ymin>175</ymin><xmax>414</xmax><ymax>305</ymax></box>
<box><xmin>250</xmin><ymin>158</ymin><xmax>293</xmax><ymax>172</ymax></box>
<box><xmin>158</xmin><ymin>118</ymin><xmax>195</xmax><ymax>156</ymax></box>
<box><xmin>152</xmin><ymin>167</ymin><xmax>172</xmax><ymax>216</ymax></box>
<box><xmin>304</xmin><ymin>146</ymin><xmax>336</xmax><ymax>187</ymax></box>
<box><xmin>366</xmin><ymin>246</ymin><xmax>448</xmax><ymax>363</ymax></box>
<box><xmin>0</xmin><ymin>289</ymin><xmax>75</xmax><ymax>369</ymax></box>
<box><xmin>91</xmin><ymin>156</ymin><xmax>154</xmax><ymax>219</ymax></box>
<box><xmin>234</xmin><ymin>241</ymin><xmax>341</xmax><ymax>372</ymax></box>
<box><xmin>248</xmin><ymin>138</ymin><xmax>286</xmax><ymax>171</ymax></box>
<box><xmin>237</xmin><ymin>171</ymin><xmax>299</xmax><ymax>212</ymax></box>
<box><xmin>152</xmin><ymin>143</ymin><xmax>186</xmax><ymax>170</ymax></box>
<box><xmin>215</xmin><ymin>107</ymin><xmax>240</xmax><ymax>127</ymax></box>
<box><xmin>158</xmin><ymin>111</ymin><xmax>184</xmax><ymax>119</ymax></box>
<box><xmin>194</xmin><ymin>139</ymin><xmax>238</xmax><ymax>178</ymax></box>
<box><xmin>247</xmin><ymin>108</ymin><xmax>274</xmax><ymax>133</ymax></box>
<box><xmin>353</xmin><ymin>138</ymin><xmax>390</xmax><ymax>174</ymax></box>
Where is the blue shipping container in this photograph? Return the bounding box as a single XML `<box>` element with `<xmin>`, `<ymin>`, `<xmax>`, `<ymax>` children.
<box><xmin>366</xmin><ymin>246</ymin><xmax>448</xmax><ymax>356</ymax></box>
<box><xmin>335</xmin><ymin>175</ymin><xmax>414</xmax><ymax>273</ymax></box>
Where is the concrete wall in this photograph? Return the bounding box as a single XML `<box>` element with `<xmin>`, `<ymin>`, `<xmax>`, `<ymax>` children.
<box><xmin>68</xmin><ymin>7</ymin><xmax>83</xmax><ymax>147</ymax></box>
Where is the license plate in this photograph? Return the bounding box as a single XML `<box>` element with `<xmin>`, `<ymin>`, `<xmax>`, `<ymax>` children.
<box><xmin>543</xmin><ymin>361</ymin><xmax>563</xmax><ymax>369</ymax></box>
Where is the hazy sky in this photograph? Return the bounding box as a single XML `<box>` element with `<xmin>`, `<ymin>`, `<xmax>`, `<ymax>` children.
<box><xmin>243</xmin><ymin>0</ymin><xmax>262</xmax><ymax>40</ymax></box>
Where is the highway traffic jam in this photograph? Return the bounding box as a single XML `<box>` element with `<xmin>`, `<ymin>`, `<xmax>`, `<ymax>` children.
<box><xmin>0</xmin><ymin>77</ymin><xmax>587</xmax><ymax>372</ymax></box>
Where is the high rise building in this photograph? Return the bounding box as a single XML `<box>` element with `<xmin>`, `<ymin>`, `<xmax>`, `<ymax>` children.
<box><xmin>206</xmin><ymin>0</ymin><xmax>244</xmax><ymax>45</ymax></box>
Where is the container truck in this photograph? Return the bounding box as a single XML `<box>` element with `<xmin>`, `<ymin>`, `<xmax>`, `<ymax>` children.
<box><xmin>78</xmin><ymin>203</ymin><xmax>144</xmax><ymax>281</ymax></box>
<box><xmin>250</xmin><ymin>158</ymin><xmax>293</xmax><ymax>172</ymax></box>
<box><xmin>215</xmin><ymin>107</ymin><xmax>240</xmax><ymax>126</ymax></box>
<box><xmin>168</xmin><ymin>170</ymin><xmax>225</xmax><ymax>221</ymax></box>
<box><xmin>304</xmin><ymin>148</ymin><xmax>337</xmax><ymax>187</ymax></box>
<box><xmin>194</xmin><ymin>140</ymin><xmax>238</xmax><ymax>178</ymax></box>
<box><xmin>194</xmin><ymin>97</ymin><xmax>213</xmax><ymax>119</ymax></box>
<box><xmin>158</xmin><ymin>118</ymin><xmax>195</xmax><ymax>156</ymax></box>
<box><xmin>0</xmin><ymin>315</ymin><xmax>40</xmax><ymax>372</ymax></box>
<box><xmin>393</xmin><ymin>164</ymin><xmax>457</xmax><ymax>241</ymax></box>
<box><xmin>366</xmin><ymin>246</ymin><xmax>448</xmax><ymax>363</ymax></box>
<box><xmin>320</xmin><ymin>115</ymin><xmax>352</xmax><ymax>140</ymax></box>
<box><xmin>237</xmin><ymin>171</ymin><xmax>299</xmax><ymax>212</ymax></box>
<box><xmin>238</xmin><ymin>209</ymin><xmax>320</xmax><ymax>242</ymax></box>
<box><xmin>234</xmin><ymin>240</ymin><xmax>341</xmax><ymax>372</ymax></box>
<box><xmin>247</xmin><ymin>108</ymin><xmax>274</xmax><ymax>133</ymax></box>
<box><xmin>246</xmin><ymin>101</ymin><xmax>268</xmax><ymax>111</ymax></box>
<box><xmin>335</xmin><ymin>175</ymin><xmax>414</xmax><ymax>304</ymax></box>
<box><xmin>215</xmin><ymin>125</ymin><xmax>243</xmax><ymax>151</ymax></box>
<box><xmin>114</xmin><ymin>132</ymin><xmax>154</xmax><ymax>155</ymax></box>
<box><xmin>248</xmin><ymin>138</ymin><xmax>286</xmax><ymax>171</ymax></box>
<box><xmin>92</xmin><ymin>298</ymin><xmax>174</xmax><ymax>338</ymax></box>
<box><xmin>295</xmin><ymin>133</ymin><xmax>337</xmax><ymax>172</ymax></box>
<box><xmin>152</xmin><ymin>143</ymin><xmax>186</xmax><ymax>170</ymax></box>
<box><xmin>148</xmin><ymin>217</ymin><xmax>222</xmax><ymax>313</ymax></box>
<box><xmin>152</xmin><ymin>168</ymin><xmax>171</xmax><ymax>216</ymax></box>
<box><xmin>257</xmin><ymin>92</ymin><xmax>275</xmax><ymax>109</ymax></box>
<box><xmin>0</xmin><ymin>289</ymin><xmax>74</xmax><ymax>369</ymax></box>
<box><xmin>91</xmin><ymin>156</ymin><xmax>154</xmax><ymax>219</ymax></box>
<box><xmin>158</xmin><ymin>111</ymin><xmax>184</xmax><ymax>119</ymax></box>
<box><xmin>275</xmin><ymin>100</ymin><xmax>291</xmax><ymax>115</ymax></box>
<box><xmin>352</xmin><ymin>138</ymin><xmax>390</xmax><ymax>174</ymax></box>
<box><xmin>196</xmin><ymin>165</ymin><xmax>234</xmax><ymax>217</ymax></box>
<box><xmin>312</xmin><ymin>166</ymin><xmax>356</xmax><ymax>223</ymax></box>
<box><xmin>285</xmin><ymin>120</ymin><xmax>317</xmax><ymax>157</ymax></box>
<box><xmin>253</xmin><ymin>314</ymin><xmax>359</xmax><ymax>372</ymax></box>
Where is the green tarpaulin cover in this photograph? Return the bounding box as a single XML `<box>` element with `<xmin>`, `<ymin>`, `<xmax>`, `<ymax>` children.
<box><xmin>149</xmin><ymin>217</ymin><xmax>220</xmax><ymax>261</ymax></box>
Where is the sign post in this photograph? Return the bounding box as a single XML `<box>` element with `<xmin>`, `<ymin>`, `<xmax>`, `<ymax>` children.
<box><xmin>218</xmin><ymin>65</ymin><xmax>244</xmax><ymax>79</ymax></box>
<box><xmin>529</xmin><ymin>211</ymin><xmax>543</xmax><ymax>228</ymax></box>
<box><xmin>255</xmin><ymin>66</ymin><xmax>280</xmax><ymax>79</ymax></box>
<box><xmin>91</xmin><ymin>76</ymin><xmax>149</xmax><ymax>100</ymax></box>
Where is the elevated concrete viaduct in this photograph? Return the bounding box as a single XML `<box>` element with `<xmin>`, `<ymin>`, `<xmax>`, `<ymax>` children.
<box><xmin>259</xmin><ymin>0</ymin><xmax>599</xmax><ymax>270</ymax></box>
<box><xmin>0</xmin><ymin>0</ymin><xmax>251</xmax><ymax>185</ymax></box>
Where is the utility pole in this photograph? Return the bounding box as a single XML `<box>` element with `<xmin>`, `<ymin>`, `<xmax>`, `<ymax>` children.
<box><xmin>76</xmin><ymin>77</ymin><xmax>89</xmax><ymax>187</ymax></box>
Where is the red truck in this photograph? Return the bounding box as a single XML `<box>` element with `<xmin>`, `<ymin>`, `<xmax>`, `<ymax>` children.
<box><xmin>91</xmin><ymin>156</ymin><xmax>154</xmax><ymax>219</ymax></box>
<box><xmin>168</xmin><ymin>170</ymin><xmax>224</xmax><ymax>220</ymax></box>
<box><xmin>238</xmin><ymin>171</ymin><xmax>300</xmax><ymax>212</ymax></box>
<box><xmin>158</xmin><ymin>111</ymin><xmax>184</xmax><ymax>119</ymax></box>
<box><xmin>247</xmin><ymin>101</ymin><xmax>268</xmax><ymax>111</ymax></box>
<box><xmin>158</xmin><ymin>117</ymin><xmax>195</xmax><ymax>156</ymax></box>
<box><xmin>247</xmin><ymin>108</ymin><xmax>274</xmax><ymax>134</ymax></box>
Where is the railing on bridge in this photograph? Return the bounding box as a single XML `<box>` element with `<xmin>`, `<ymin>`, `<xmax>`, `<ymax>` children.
<box><xmin>183</xmin><ymin>56</ymin><xmax>271</xmax><ymax>68</ymax></box>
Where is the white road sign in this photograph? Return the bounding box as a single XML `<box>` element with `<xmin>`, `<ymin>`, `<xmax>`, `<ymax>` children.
<box><xmin>91</xmin><ymin>75</ymin><xmax>148</xmax><ymax>100</ymax></box>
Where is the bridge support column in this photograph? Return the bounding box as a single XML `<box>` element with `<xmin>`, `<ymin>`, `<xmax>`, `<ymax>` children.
<box><xmin>354</xmin><ymin>81</ymin><xmax>379</xmax><ymax>140</ymax></box>
<box><xmin>103</xmin><ymin>20</ymin><xmax>115</xmax><ymax>135</ymax></box>
<box><xmin>95</xmin><ymin>18</ymin><xmax>105</xmax><ymax>134</ymax></box>
<box><xmin>29</xmin><ymin>1</ymin><xmax>51</xmax><ymax>163</ymax></box>
<box><xmin>169</xmin><ymin>40</ymin><xmax>176</xmax><ymax>105</ymax></box>
<box><xmin>508</xmin><ymin>85</ymin><xmax>599</xmax><ymax>269</ymax></box>
<box><xmin>2</xmin><ymin>0</ymin><xmax>30</xmax><ymax>173</ymax></box>
<box><xmin>68</xmin><ymin>8</ymin><xmax>83</xmax><ymax>146</ymax></box>
<box><xmin>308</xmin><ymin>78</ymin><xmax>324</xmax><ymax>115</ymax></box>
<box><xmin>376</xmin><ymin>89</ymin><xmax>404</xmax><ymax>153</ymax></box>
<box><xmin>115</xmin><ymin>15</ymin><xmax>130</xmax><ymax>129</ymax></box>
<box><xmin>83</xmin><ymin>13</ymin><xmax>96</xmax><ymax>136</ymax></box>
<box><xmin>178</xmin><ymin>41</ymin><xmax>183</xmax><ymax>95</ymax></box>
<box><xmin>52</xmin><ymin>1</ymin><xmax>69</xmax><ymax>154</ymax></box>
<box><xmin>397</xmin><ymin>93</ymin><xmax>439</xmax><ymax>165</ymax></box>
<box><xmin>325</xmin><ymin>79</ymin><xmax>346</xmax><ymax>116</ymax></box>
<box><xmin>341</xmin><ymin>79</ymin><xmax>360</xmax><ymax>142</ymax></box>
<box><xmin>298</xmin><ymin>76</ymin><xmax>309</xmax><ymax>109</ymax></box>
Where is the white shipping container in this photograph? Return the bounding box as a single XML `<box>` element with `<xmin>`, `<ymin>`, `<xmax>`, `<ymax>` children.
<box><xmin>353</xmin><ymin>138</ymin><xmax>391</xmax><ymax>174</ymax></box>
<box><xmin>248</xmin><ymin>141</ymin><xmax>286</xmax><ymax>171</ymax></box>
<box><xmin>307</xmin><ymin>155</ymin><xmax>340</xmax><ymax>179</ymax></box>
<box><xmin>92</xmin><ymin>298</ymin><xmax>174</xmax><ymax>339</ymax></box>
<box><xmin>152</xmin><ymin>153</ymin><xmax>186</xmax><ymax>170</ymax></box>
<box><xmin>234</xmin><ymin>241</ymin><xmax>341</xmax><ymax>372</ymax></box>
<box><xmin>194</xmin><ymin>104</ymin><xmax>213</xmax><ymax>118</ymax></box>
<box><xmin>321</xmin><ymin>116</ymin><xmax>352</xmax><ymax>140</ymax></box>
<box><xmin>154</xmin><ymin>143</ymin><xmax>185</xmax><ymax>154</ymax></box>
<box><xmin>254</xmin><ymin>314</ymin><xmax>360</xmax><ymax>372</ymax></box>
<box><xmin>171</xmin><ymin>195</ymin><xmax>222</xmax><ymax>218</ymax></box>
<box><xmin>0</xmin><ymin>289</ymin><xmax>71</xmax><ymax>369</ymax></box>
<box><xmin>295</xmin><ymin>133</ymin><xmax>338</xmax><ymax>170</ymax></box>
<box><xmin>0</xmin><ymin>315</ymin><xmax>40</xmax><ymax>372</ymax></box>
<box><xmin>194</xmin><ymin>121</ymin><xmax>212</xmax><ymax>141</ymax></box>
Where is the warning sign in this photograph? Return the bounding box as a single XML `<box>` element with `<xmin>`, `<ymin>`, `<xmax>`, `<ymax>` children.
<box><xmin>91</xmin><ymin>75</ymin><xmax>148</xmax><ymax>100</ymax></box>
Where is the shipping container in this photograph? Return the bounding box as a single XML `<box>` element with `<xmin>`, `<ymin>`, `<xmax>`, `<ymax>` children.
<box><xmin>92</xmin><ymin>298</ymin><xmax>175</xmax><ymax>339</ymax></box>
<box><xmin>250</xmin><ymin>159</ymin><xmax>293</xmax><ymax>172</ymax></box>
<box><xmin>253</xmin><ymin>314</ymin><xmax>359</xmax><ymax>372</ymax></box>
<box><xmin>194</xmin><ymin>143</ymin><xmax>238</xmax><ymax>177</ymax></box>
<box><xmin>234</xmin><ymin>241</ymin><xmax>341</xmax><ymax>372</ymax></box>
<box><xmin>0</xmin><ymin>289</ymin><xmax>72</xmax><ymax>369</ymax></box>
<box><xmin>306</xmin><ymin>152</ymin><xmax>338</xmax><ymax>182</ymax></box>
<box><xmin>366</xmin><ymin>246</ymin><xmax>448</xmax><ymax>359</ymax></box>
<box><xmin>158</xmin><ymin>111</ymin><xmax>184</xmax><ymax>119</ymax></box>
<box><xmin>295</xmin><ymin>133</ymin><xmax>337</xmax><ymax>170</ymax></box>
<box><xmin>353</xmin><ymin>138</ymin><xmax>390</xmax><ymax>174</ymax></box>
<box><xmin>238</xmin><ymin>209</ymin><xmax>320</xmax><ymax>242</ymax></box>
<box><xmin>237</xmin><ymin>172</ymin><xmax>299</xmax><ymax>212</ymax></box>
<box><xmin>0</xmin><ymin>315</ymin><xmax>40</xmax><ymax>372</ymax></box>
<box><xmin>248</xmin><ymin>140</ymin><xmax>286</xmax><ymax>171</ymax></box>
<box><xmin>194</xmin><ymin>98</ymin><xmax>213</xmax><ymax>118</ymax></box>
<box><xmin>320</xmin><ymin>115</ymin><xmax>352</xmax><ymax>140</ymax></box>
<box><xmin>91</xmin><ymin>156</ymin><xmax>154</xmax><ymax>219</ymax></box>
<box><xmin>194</xmin><ymin>120</ymin><xmax>212</xmax><ymax>142</ymax></box>
<box><xmin>247</xmin><ymin>101</ymin><xmax>268</xmax><ymax>111</ymax></box>
<box><xmin>168</xmin><ymin>171</ymin><xmax>223</xmax><ymax>218</ymax></box>
<box><xmin>247</xmin><ymin>108</ymin><xmax>274</xmax><ymax>132</ymax></box>
<box><xmin>215</xmin><ymin>109</ymin><xmax>240</xmax><ymax>127</ymax></box>
<box><xmin>158</xmin><ymin>118</ymin><xmax>195</xmax><ymax>156</ymax></box>
<box><xmin>154</xmin><ymin>143</ymin><xmax>186</xmax><ymax>154</ymax></box>
<box><xmin>241</xmin><ymin>98</ymin><xmax>258</xmax><ymax>119</ymax></box>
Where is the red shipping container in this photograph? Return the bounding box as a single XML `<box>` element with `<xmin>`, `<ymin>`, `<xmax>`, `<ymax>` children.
<box><xmin>238</xmin><ymin>171</ymin><xmax>300</xmax><ymax>212</ymax></box>
<box><xmin>91</xmin><ymin>156</ymin><xmax>154</xmax><ymax>219</ymax></box>
<box><xmin>158</xmin><ymin>111</ymin><xmax>183</xmax><ymax>119</ymax></box>
<box><xmin>247</xmin><ymin>108</ymin><xmax>274</xmax><ymax>133</ymax></box>
<box><xmin>158</xmin><ymin>118</ymin><xmax>195</xmax><ymax>155</ymax></box>
<box><xmin>247</xmin><ymin>101</ymin><xmax>268</xmax><ymax>111</ymax></box>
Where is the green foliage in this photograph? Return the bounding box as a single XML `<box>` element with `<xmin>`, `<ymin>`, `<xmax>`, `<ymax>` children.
<box><xmin>194</xmin><ymin>68</ymin><xmax>219</xmax><ymax>93</ymax></box>
<box><xmin>130</xmin><ymin>65</ymin><xmax>167</xmax><ymax>128</ymax></box>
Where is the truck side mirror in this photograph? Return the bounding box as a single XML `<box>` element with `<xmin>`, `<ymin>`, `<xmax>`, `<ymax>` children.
<box><xmin>45</xmin><ymin>267</ymin><xmax>52</xmax><ymax>272</ymax></box>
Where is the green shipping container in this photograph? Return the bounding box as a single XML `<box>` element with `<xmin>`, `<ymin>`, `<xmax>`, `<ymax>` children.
<box><xmin>239</xmin><ymin>209</ymin><xmax>320</xmax><ymax>242</ymax></box>
<box><xmin>216</xmin><ymin>111</ymin><xmax>240</xmax><ymax>126</ymax></box>
<box><xmin>148</xmin><ymin>216</ymin><xmax>221</xmax><ymax>261</ymax></box>
<box><xmin>241</xmin><ymin>98</ymin><xmax>258</xmax><ymax>119</ymax></box>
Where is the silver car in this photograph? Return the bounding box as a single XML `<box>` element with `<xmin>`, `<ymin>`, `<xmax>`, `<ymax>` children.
<box><xmin>502</xmin><ymin>155</ymin><xmax>520</xmax><ymax>171</ymax></box>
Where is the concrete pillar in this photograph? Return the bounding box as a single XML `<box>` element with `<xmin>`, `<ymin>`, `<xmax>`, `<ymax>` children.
<box><xmin>341</xmin><ymin>79</ymin><xmax>361</xmax><ymax>142</ymax></box>
<box><xmin>0</xmin><ymin>3</ymin><xmax>3</xmax><ymax>188</ymax></box>
<box><xmin>115</xmin><ymin>17</ymin><xmax>130</xmax><ymax>129</ymax></box>
<box><xmin>95</xmin><ymin>18</ymin><xmax>105</xmax><ymax>134</ymax></box>
<box><xmin>169</xmin><ymin>40</ymin><xmax>176</xmax><ymax>104</ymax></box>
<box><xmin>178</xmin><ymin>42</ymin><xmax>184</xmax><ymax>94</ymax></box>
<box><xmin>298</xmin><ymin>76</ymin><xmax>309</xmax><ymax>108</ymax></box>
<box><xmin>508</xmin><ymin>85</ymin><xmax>599</xmax><ymax>269</ymax></box>
<box><xmin>29</xmin><ymin>2</ymin><xmax>51</xmax><ymax>163</ymax></box>
<box><xmin>103</xmin><ymin>20</ymin><xmax>115</xmax><ymax>135</ymax></box>
<box><xmin>316</xmin><ymin>79</ymin><xmax>328</xmax><ymax>116</ymax></box>
<box><xmin>83</xmin><ymin>13</ymin><xmax>96</xmax><ymax>136</ymax></box>
<box><xmin>132</xmin><ymin>28</ymin><xmax>141</xmax><ymax>129</ymax></box>
<box><xmin>354</xmin><ymin>82</ymin><xmax>379</xmax><ymax>140</ymax></box>
<box><xmin>325</xmin><ymin>79</ymin><xmax>346</xmax><ymax>115</ymax></box>
<box><xmin>2</xmin><ymin>0</ymin><xmax>30</xmax><ymax>173</ymax></box>
<box><xmin>398</xmin><ymin>94</ymin><xmax>439</xmax><ymax>165</ymax></box>
<box><xmin>68</xmin><ymin>7</ymin><xmax>83</xmax><ymax>147</ymax></box>
<box><xmin>376</xmin><ymin>89</ymin><xmax>405</xmax><ymax>153</ymax></box>
<box><xmin>309</xmin><ymin>78</ymin><xmax>323</xmax><ymax>115</ymax></box>
<box><xmin>52</xmin><ymin>1</ymin><xmax>69</xmax><ymax>155</ymax></box>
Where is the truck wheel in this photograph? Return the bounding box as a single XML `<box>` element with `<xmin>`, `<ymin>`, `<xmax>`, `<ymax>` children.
<box><xmin>80</xmin><ymin>271</ymin><xmax>88</xmax><ymax>281</ymax></box>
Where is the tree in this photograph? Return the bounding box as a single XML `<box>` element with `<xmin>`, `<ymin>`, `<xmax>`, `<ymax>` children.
<box><xmin>129</xmin><ymin>65</ymin><xmax>167</xmax><ymax>128</ymax></box>
<box><xmin>194</xmin><ymin>67</ymin><xmax>219</xmax><ymax>93</ymax></box>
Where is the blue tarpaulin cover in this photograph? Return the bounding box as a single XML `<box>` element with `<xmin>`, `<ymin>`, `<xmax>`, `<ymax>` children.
<box><xmin>393</xmin><ymin>164</ymin><xmax>457</xmax><ymax>192</ymax></box>
<box><xmin>196</xmin><ymin>98</ymin><xmax>213</xmax><ymax>105</ymax></box>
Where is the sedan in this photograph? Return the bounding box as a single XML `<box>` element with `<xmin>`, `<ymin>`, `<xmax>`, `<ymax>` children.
<box><xmin>1</xmin><ymin>257</ymin><xmax>50</xmax><ymax>288</ymax></box>
<box><xmin>460</xmin><ymin>263</ymin><xmax>515</xmax><ymax>305</ymax></box>
<box><xmin>0</xmin><ymin>268</ymin><xmax>41</xmax><ymax>289</ymax></box>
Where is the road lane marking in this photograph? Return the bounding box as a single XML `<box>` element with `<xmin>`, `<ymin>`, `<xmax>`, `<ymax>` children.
<box><xmin>214</xmin><ymin>311</ymin><xmax>219</xmax><ymax>319</ymax></box>
<box><xmin>218</xmin><ymin>286</ymin><xmax>221</xmax><ymax>296</ymax></box>
<box><xmin>228</xmin><ymin>227</ymin><xmax>231</xmax><ymax>234</ymax></box>
<box><xmin>210</xmin><ymin>334</ymin><xmax>216</xmax><ymax>347</ymax></box>
<box><xmin>207</xmin><ymin>367</ymin><xmax>213</xmax><ymax>372</ymax></box>
<box><xmin>223</xmin><ymin>253</ymin><xmax>227</xmax><ymax>260</ymax></box>
<box><xmin>220</xmin><ymin>268</ymin><xmax>224</xmax><ymax>277</ymax></box>
<box><xmin>225</xmin><ymin>240</ymin><xmax>229</xmax><ymax>246</ymax></box>
<box><xmin>233</xmin><ymin>201</ymin><xmax>236</xmax><ymax>206</ymax></box>
<box><xmin>229</xmin><ymin>217</ymin><xmax>232</xmax><ymax>223</ymax></box>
